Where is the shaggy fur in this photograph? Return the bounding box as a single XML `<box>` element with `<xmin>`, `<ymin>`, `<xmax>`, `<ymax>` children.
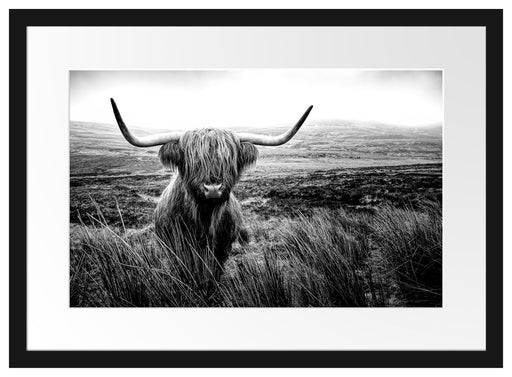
<box><xmin>155</xmin><ymin>129</ymin><xmax>258</xmax><ymax>274</ymax></box>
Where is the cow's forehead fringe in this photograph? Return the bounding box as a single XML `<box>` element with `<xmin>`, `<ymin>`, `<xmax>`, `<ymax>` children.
<box><xmin>180</xmin><ymin>128</ymin><xmax>239</xmax><ymax>153</ymax></box>
<box><xmin>180</xmin><ymin>128</ymin><xmax>240</xmax><ymax>182</ymax></box>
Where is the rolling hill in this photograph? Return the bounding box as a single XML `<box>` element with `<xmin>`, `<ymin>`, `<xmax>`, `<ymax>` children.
<box><xmin>70</xmin><ymin>120</ymin><xmax>442</xmax><ymax>177</ymax></box>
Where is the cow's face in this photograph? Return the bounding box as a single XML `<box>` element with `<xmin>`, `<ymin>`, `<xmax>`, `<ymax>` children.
<box><xmin>159</xmin><ymin>129</ymin><xmax>258</xmax><ymax>204</ymax></box>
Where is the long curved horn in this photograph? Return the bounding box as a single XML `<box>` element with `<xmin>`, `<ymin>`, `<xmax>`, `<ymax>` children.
<box><xmin>110</xmin><ymin>98</ymin><xmax>183</xmax><ymax>147</ymax></box>
<box><xmin>237</xmin><ymin>106</ymin><xmax>313</xmax><ymax>146</ymax></box>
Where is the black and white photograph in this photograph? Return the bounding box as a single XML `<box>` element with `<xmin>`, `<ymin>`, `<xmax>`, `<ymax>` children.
<box><xmin>8</xmin><ymin>6</ymin><xmax>504</xmax><ymax>369</ymax></box>
<box><xmin>69</xmin><ymin>69</ymin><xmax>443</xmax><ymax>308</ymax></box>
<box><xmin>8</xmin><ymin>6</ymin><xmax>505</xmax><ymax>369</ymax></box>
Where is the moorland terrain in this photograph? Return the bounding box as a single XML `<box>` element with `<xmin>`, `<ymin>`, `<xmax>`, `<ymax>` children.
<box><xmin>70</xmin><ymin>120</ymin><xmax>442</xmax><ymax>307</ymax></box>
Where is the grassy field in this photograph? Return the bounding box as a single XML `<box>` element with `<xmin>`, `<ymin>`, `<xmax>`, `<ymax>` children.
<box><xmin>70</xmin><ymin>120</ymin><xmax>442</xmax><ymax>307</ymax></box>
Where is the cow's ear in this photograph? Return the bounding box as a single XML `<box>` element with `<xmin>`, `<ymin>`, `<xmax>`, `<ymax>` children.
<box><xmin>159</xmin><ymin>141</ymin><xmax>182</xmax><ymax>170</ymax></box>
<box><xmin>238</xmin><ymin>142</ymin><xmax>259</xmax><ymax>172</ymax></box>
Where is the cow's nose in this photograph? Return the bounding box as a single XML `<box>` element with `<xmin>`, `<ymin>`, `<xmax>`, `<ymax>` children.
<box><xmin>203</xmin><ymin>183</ymin><xmax>223</xmax><ymax>199</ymax></box>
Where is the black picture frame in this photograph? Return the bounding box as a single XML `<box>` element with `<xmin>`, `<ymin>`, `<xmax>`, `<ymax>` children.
<box><xmin>9</xmin><ymin>9</ymin><xmax>503</xmax><ymax>368</ymax></box>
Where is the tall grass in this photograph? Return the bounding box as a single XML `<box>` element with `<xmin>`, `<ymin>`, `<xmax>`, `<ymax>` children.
<box><xmin>70</xmin><ymin>201</ymin><xmax>442</xmax><ymax>307</ymax></box>
<box><xmin>71</xmin><ymin>213</ymin><xmax>222</xmax><ymax>307</ymax></box>
<box><xmin>372</xmin><ymin>203</ymin><xmax>442</xmax><ymax>306</ymax></box>
<box><xmin>222</xmin><ymin>250</ymin><xmax>295</xmax><ymax>307</ymax></box>
<box><xmin>223</xmin><ymin>210</ymin><xmax>379</xmax><ymax>306</ymax></box>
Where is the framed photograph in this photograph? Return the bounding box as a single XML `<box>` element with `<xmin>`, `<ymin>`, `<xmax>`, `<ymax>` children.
<box><xmin>9</xmin><ymin>9</ymin><xmax>502</xmax><ymax>367</ymax></box>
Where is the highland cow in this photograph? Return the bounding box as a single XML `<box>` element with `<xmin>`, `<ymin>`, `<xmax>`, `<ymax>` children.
<box><xmin>110</xmin><ymin>98</ymin><xmax>313</xmax><ymax>274</ymax></box>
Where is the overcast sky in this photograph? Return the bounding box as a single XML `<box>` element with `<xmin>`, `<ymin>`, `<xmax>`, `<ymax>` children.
<box><xmin>70</xmin><ymin>70</ymin><xmax>442</xmax><ymax>130</ymax></box>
